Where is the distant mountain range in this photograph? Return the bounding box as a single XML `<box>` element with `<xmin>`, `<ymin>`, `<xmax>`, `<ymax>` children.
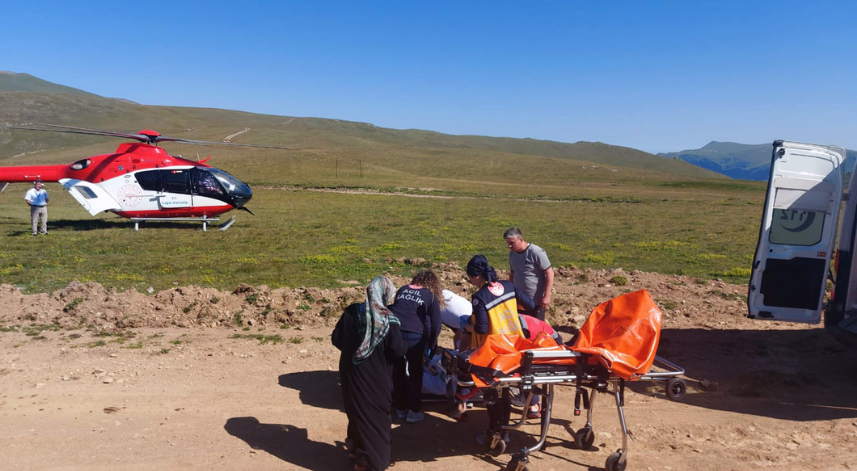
<box><xmin>659</xmin><ymin>141</ymin><xmax>857</xmax><ymax>181</ymax></box>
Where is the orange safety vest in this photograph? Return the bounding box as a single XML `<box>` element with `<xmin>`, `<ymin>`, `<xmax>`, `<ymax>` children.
<box><xmin>470</xmin><ymin>282</ymin><xmax>523</xmax><ymax>348</ymax></box>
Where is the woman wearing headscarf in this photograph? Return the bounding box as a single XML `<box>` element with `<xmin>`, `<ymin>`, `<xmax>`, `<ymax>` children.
<box><xmin>332</xmin><ymin>276</ymin><xmax>408</xmax><ymax>471</ymax></box>
<box><xmin>462</xmin><ymin>255</ymin><xmax>536</xmax><ymax>445</ymax></box>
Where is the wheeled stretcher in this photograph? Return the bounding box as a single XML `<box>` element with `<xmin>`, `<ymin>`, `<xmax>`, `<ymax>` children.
<box><xmin>441</xmin><ymin>289</ymin><xmax>687</xmax><ymax>471</ymax></box>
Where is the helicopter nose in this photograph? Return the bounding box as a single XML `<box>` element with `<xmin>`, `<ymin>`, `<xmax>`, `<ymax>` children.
<box><xmin>204</xmin><ymin>168</ymin><xmax>252</xmax><ymax>209</ymax></box>
<box><xmin>231</xmin><ymin>187</ymin><xmax>252</xmax><ymax>209</ymax></box>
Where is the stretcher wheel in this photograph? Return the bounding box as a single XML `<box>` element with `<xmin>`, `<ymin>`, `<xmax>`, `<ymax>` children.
<box><xmin>666</xmin><ymin>378</ymin><xmax>687</xmax><ymax>401</ymax></box>
<box><xmin>574</xmin><ymin>426</ymin><xmax>595</xmax><ymax>450</ymax></box>
<box><xmin>483</xmin><ymin>435</ymin><xmax>506</xmax><ymax>457</ymax></box>
<box><xmin>605</xmin><ymin>450</ymin><xmax>627</xmax><ymax>471</ymax></box>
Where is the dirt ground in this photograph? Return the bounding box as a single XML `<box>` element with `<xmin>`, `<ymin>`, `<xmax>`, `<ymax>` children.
<box><xmin>2</xmin><ymin>265</ymin><xmax>857</xmax><ymax>471</ymax></box>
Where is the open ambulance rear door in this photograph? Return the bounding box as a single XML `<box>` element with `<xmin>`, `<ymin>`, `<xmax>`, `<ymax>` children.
<box><xmin>826</xmin><ymin>163</ymin><xmax>857</xmax><ymax>333</ymax></box>
<box><xmin>748</xmin><ymin>140</ymin><xmax>845</xmax><ymax>323</ymax></box>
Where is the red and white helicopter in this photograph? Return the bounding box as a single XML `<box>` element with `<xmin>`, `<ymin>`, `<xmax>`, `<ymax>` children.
<box><xmin>1</xmin><ymin>124</ymin><xmax>288</xmax><ymax>230</ymax></box>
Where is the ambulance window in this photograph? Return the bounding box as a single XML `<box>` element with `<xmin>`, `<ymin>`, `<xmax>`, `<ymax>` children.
<box><xmin>769</xmin><ymin>209</ymin><xmax>825</xmax><ymax>246</ymax></box>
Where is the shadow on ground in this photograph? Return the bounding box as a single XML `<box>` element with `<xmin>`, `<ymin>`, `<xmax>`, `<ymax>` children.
<box><xmin>631</xmin><ymin>327</ymin><xmax>857</xmax><ymax>421</ymax></box>
<box><xmin>278</xmin><ymin>370</ymin><xmax>343</xmax><ymax>411</ymax></box>
<box><xmin>1</xmin><ymin>217</ymin><xmax>222</xmax><ymax>234</ymax></box>
<box><xmin>225</xmin><ymin>417</ymin><xmax>350</xmax><ymax>470</ymax></box>
<box><xmin>274</xmin><ymin>368</ymin><xmax>592</xmax><ymax>469</ymax></box>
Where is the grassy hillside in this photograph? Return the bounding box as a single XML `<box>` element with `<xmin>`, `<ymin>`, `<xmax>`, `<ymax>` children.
<box><xmin>0</xmin><ymin>72</ymin><xmax>767</xmax><ymax>294</ymax></box>
<box><xmin>0</xmin><ymin>71</ymin><xmax>103</xmax><ymax>97</ymax></box>
<box><xmin>0</xmin><ymin>73</ymin><xmax>724</xmax><ymax>193</ymax></box>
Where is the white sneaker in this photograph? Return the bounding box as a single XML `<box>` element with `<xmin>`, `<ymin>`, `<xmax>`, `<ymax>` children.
<box><xmin>396</xmin><ymin>409</ymin><xmax>407</xmax><ymax>420</ymax></box>
<box><xmin>405</xmin><ymin>411</ymin><xmax>425</xmax><ymax>423</ymax></box>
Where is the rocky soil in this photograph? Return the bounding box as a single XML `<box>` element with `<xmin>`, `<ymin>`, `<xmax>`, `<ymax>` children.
<box><xmin>1</xmin><ymin>265</ymin><xmax>856</xmax><ymax>471</ymax></box>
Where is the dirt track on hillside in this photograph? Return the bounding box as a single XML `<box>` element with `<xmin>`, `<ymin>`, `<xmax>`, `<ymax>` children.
<box><xmin>2</xmin><ymin>266</ymin><xmax>856</xmax><ymax>471</ymax></box>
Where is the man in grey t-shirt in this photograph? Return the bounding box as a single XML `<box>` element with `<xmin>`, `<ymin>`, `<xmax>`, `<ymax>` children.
<box><xmin>504</xmin><ymin>228</ymin><xmax>554</xmax><ymax>321</ymax></box>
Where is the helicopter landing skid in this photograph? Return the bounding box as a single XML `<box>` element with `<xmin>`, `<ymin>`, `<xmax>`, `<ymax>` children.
<box><xmin>130</xmin><ymin>216</ymin><xmax>232</xmax><ymax>232</ymax></box>
<box><xmin>218</xmin><ymin>216</ymin><xmax>237</xmax><ymax>231</ymax></box>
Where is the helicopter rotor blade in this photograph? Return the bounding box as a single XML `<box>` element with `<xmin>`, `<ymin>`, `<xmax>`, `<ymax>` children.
<box><xmin>14</xmin><ymin>123</ymin><xmax>152</xmax><ymax>143</ymax></box>
<box><xmin>153</xmin><ymin>137</ymin><xmax>294</xmax><ymax>150</ymax></box>
<box><xmin>14</xmin><ymin>123</ymin><xmax>295</xmax><ymax>149</ymax></box>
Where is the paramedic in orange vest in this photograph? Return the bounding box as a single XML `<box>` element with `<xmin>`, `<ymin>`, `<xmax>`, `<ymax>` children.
<box><xmin>463</xmin><ymin>254</ymin><xmax>535</xmax><ymax>447</ymax></box>
<box><xmin>463</xmin><ymin>255</ymin><xmax>535</xmax><ymax>349</ymax></box>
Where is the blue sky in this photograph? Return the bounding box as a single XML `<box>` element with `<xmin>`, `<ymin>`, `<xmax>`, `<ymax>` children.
<box><xmin>2</xmin><ymin>0</ymin><xmax>855</xmax><ymax>153</ymax></box>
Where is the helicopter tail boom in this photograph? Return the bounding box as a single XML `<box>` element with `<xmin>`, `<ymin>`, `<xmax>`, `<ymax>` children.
<box><xmin>0</xmin><ymin>165</ymin><xmax>65</xmax><ymax>183</ymax></box>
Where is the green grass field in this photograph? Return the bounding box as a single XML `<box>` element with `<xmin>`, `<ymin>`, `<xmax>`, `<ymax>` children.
<box><xmin>0</xmin><ymin>179</ymin><xmax>764</xmax><ymax>294</ymax></box>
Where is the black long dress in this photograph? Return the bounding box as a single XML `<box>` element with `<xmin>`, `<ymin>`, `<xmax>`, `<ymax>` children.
<box><xmin>332</xmin><ymin>303</ymin><xmax>407</xmax><ymax>471</ymax></box>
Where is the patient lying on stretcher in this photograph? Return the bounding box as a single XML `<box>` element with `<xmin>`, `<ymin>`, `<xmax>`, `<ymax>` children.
<box><xmin>429</xmin><ymin>313</ymin><xmax>565</xmax><ymax>419</ymax></box>
<box><xmin>446</xmin><ymin>289</ymin><xmax>663</xmax><ymax>447</ymax></box>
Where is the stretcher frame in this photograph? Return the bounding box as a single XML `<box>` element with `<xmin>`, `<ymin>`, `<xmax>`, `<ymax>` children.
<box><xmin>443</xmin><ymin>347</ymin><xmax>686</xmax><ymax>471</ymax></box>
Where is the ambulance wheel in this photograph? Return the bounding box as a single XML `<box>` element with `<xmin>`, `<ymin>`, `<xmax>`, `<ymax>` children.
<box><xmin>605</xmin><ymin>450</ymin><xmax>627</xmax><ymax>471</ymax></box>
<box><xmin>484</xmin><ymin>436</ymin><xmax>506</xmax><ymax>457</ymax></box>
<box><xmin>574</xmin><ymin>426</ymin><xmax>595</xmax><ymax>450</ymax></box>
<box><xmin>666</xmin><ymin>378</ymin><xmax>687</xmax><ymax>401</ymax></box>
<box><xmin>504</xmin><ymin>459</ymin><xmax>528</xmax><ymax>471</ymax></box>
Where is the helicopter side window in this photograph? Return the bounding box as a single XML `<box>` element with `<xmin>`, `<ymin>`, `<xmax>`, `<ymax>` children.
<box><xmin>135</xmin><ymin>170</ymin><xmax>161</xmax><ymax>192</ymax></box>
<box><xmin>161</xmin><ymin>170</ymin><xmax>190</xmax><ymax>194</ymax></box>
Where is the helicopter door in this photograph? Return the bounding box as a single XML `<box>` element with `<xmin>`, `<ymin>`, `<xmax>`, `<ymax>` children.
<box><xmin>747</xmin><ymin>141</ymin><xmax>846</xmax><ymax>324</ymax></box>
<box><xmin>157</xmin><ymin>169</ymin><xmax>192</xmax><ymax>209</ymax></box>
<box><xmin>59</xmin><ymin>178</ymin><xmax>122</xmax><ymax>215</ymax></box>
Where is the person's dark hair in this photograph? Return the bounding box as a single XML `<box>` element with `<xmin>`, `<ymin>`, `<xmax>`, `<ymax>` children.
<box><xmin>466</xmin><ymin>255</ymin><xmax>498</xmax><ymax>283</ymax></box>
<box><xmin>411</xmin><ymin>270</ymin><xmax>445</xmax><ymax>308</ymax></box>
<box><xmin>503</xmin><ymin>227</ymin><xmax>523</xmax><ymax>240</ymax></box>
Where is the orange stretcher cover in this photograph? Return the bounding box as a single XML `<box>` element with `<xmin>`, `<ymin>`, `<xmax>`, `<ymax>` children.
<box><xmin>572</xmin><ymin>289</ymin><xmax>662</xmax><ymax>380</ymax></box>
<box><xmin>467</xmin><ymin>333</ymin><xmax>563</xmax><ymax>387</ymax></box>
<box><xmin>466</xmin><ymin>289</ymin><xmax>662</xmax><ymax>387</ymax></box>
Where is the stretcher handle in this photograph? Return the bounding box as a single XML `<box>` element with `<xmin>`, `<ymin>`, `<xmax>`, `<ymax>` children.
<box><xmin>639</xmin><ymin>356</ymin><xmax>685</xmax><ymax>380</ymax></box>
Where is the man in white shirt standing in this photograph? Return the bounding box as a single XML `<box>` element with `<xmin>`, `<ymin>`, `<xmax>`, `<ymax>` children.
<box><xmin>505</xmin><ymin>227</ymin><xmax>554</xmax><ymax>321</ymax></box>
<box><xmin>24</xmin><ymin>180</ymin><xmax>49</xmax><ymax>236</ymax></box>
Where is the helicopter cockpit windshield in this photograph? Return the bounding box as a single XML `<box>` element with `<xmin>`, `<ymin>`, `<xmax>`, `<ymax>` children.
<box><xmin>190</xmin><ymin>167</ymin><xmax>252</xmax><ymax>208</ymax></box>
<box><xmin>209</xmin><ymin>168</ymin><xmax>250</xmax><ymax>195</ymax></box>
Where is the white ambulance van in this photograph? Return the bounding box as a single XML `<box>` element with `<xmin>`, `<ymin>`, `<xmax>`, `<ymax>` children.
<box><xmin>748</xmin><ymin>140</ymin><xmax>857</xmax><ymax>334</ymax></box>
